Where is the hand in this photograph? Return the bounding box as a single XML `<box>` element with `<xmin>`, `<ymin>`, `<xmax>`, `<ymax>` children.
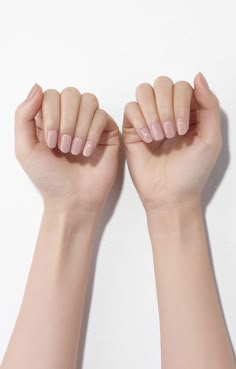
<box><xmin>123</xmin><ymin>73</ymin><xmax>222</xmax><ymax>211</ymax></box>
<box><xmin>15</xmin><ymin>85</ymin><xmax>120</xmax><ymax>213</ymax></box>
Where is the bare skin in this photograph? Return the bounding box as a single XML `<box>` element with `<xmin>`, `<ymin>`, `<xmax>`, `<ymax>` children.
<box><xmin>1</xmin><ymin>84</ymin><xmax>120</xmax><ymax>369</ymax></box>
<box><xmin>123</xmin><ymin>72</ymin><xmax>236</xmax><ymax>369</ymax></box>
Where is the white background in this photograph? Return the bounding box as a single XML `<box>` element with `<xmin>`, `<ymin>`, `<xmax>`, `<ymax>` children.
<box><xmin>0</xmin><ymin>0</ymin><xmax>236</xmax><ymax>367</ymax></box>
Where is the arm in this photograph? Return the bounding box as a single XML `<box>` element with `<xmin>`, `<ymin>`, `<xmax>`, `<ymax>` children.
<box><xmin>123</xmin><ymin>73</ymin><xmax>236</xmax><ymax>369</ymax></box>
<box><xmin>1</xmin><ymin>84</ymin><xmax>120</xmax><ymax>369</ymax></box>
<box><xmin>147</xmin><ymin>202</ymin><xmax>235</xmax><ymax>369</ymax></box>
<box><xmin>1</xmin><ymin>209</ymin><xmax>98</xmax><ymax>369</ymax></box>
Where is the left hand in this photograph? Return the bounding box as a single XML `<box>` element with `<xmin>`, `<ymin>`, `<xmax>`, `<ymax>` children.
<box><xmin>123</xmin><ymin>73</ymin><xmax>222</xmax><ymax>212</ymax></box>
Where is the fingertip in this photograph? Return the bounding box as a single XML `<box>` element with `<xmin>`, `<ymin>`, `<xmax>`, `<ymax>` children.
<box><xmin>83</xmin><ymin>140</ymin><xmax>95</xmax><ymax>157</ymax></box>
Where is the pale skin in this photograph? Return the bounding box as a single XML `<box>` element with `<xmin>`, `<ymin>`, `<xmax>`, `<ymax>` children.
<box><xmin>1</xmin><ymin>85</ymin><xmax>120</xmax><ymax>369</ymax></box>
<box><xmin>123</xmin><ymin>72</ymin><xmax>236</xmax><ymax>369</ymax></box>
<box><xmin>1</xmin><ymin>73</ymin><xmax>235</xmax><ymax>369</ymax></box>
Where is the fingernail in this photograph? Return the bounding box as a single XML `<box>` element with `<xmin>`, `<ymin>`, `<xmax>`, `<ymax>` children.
<box><xmin>27</xmin><ymin>83</ymin><xmax>39</xmax><ymax>100</ymax></box>
<box><xmin>163</xmin><ymin>121</ymin><xmax>176</xmax><ymax>138</ymax></box>
<box><xmin>71</xmin><ymin>137</ymin><xmax>83</xmax><ymax>155</ymax></box>
<box><xmin>47</xmin><ymin>130</ymin><xmax>58</xmax><ymax>148</ymax></box>
<box><xmin>199</xmin><ymin>72</ymin><xmax>209</xmax><ymax>90</ymax></box>
<box><xmin>176</xmin><ymin>118</ymin><xmax>187</xmax><ymax>135</ymax></box>
<box><xmin>83</xmin><ymin>140</ymin><xmax>94</xmax><ymax>157</ymax></box>
<box><xmin>59</xmin><ymin>134</ymin><xmax>72</xmax><ymax>153</ymax></box>
<box><xmin>151</xmin><ymin>122</ymin><xmax>165</xmax><ymax>140</ymax></box>
<box><xmin>140</xmin><ymin>127</ymin><xmax>153</xmax><ymax>143</ymax></box>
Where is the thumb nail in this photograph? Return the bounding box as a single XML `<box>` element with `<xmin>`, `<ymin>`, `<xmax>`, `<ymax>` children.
<box><xmin>27</xmin><ymin>83</ymin><xmax>39</xmax><ymax>100</ymax></box>
<box><xmin>199</xmin><ymin>72</ymin><xmax>210</xmax><ymax>90</ymax></box>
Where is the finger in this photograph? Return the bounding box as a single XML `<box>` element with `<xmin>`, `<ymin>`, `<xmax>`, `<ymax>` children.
<box><xmin>124</xmin><ymin>101</ymin><xmax>153</xmax><ymax>143</ymax></box>
<box><xmin>136</xmin><ymin>83</ymin><xmax>164</xmax><ymax>141</ymax></box>
<box><xmin>81</xmin><ymin>109</ymin><xmax>108</xmax><ymax>157</ymax></box>
<box><xmin>59</xmin><ymin>87</ymin><xmax>81</xmax><ymax>153</ymax></box>
<box><xmin>42</xmin><ymin>89</ymin><xmax>60</xmax><ymax>149</ymax></box>
<box><xmin>71</xmin><ymin>93</ymin><xmax>99</xmax><ymax>155</ymax></box>
<box><xmin>15</xmin><ymin>84</ymin><xmax>43</xmax><ymax>161</ymax></box>
<box><xmin>173</xmin><ymin>81</ymin><xmax>193</xmax><ymax>135</ymax></box>
<box><xmin>153</xmin><ymin>76</ymin><xmax>176</xmax><ymax>139</ymax></box>
<box><xmin>193</xmin><ymin>73</ymin><xmax>221</xmax><ymax>147</ymax></box>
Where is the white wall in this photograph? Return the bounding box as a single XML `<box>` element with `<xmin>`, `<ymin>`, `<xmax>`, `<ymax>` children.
<box><xmin>0</xmin><ymin>0</ymin><xmax>235</xmax><ymax>367</ymax></box>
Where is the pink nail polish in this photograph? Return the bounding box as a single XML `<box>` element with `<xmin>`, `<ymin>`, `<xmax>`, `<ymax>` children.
<box><xmin>47</xmin><ymin>130</ymin><xmax>58</xmax><ymax>148</ymax></box>
<box><xmin>140</xmin><ymin>127</ymin><xmax>153</xmax><ymax>143</ymax></box>
<box><xmin>163</xmin><ymin>121</ymin><xmax>176</xmax><ymax>138</ymax></box>
<box><xmin>83</xmin><ymin>140</ymin><xmax>94</xmax><ymax>157</ymax></box>
<box><xmin>71</xmin><ymin>137</ymin><xmax>83</xmax><ymax>155</ymax></box>
<box><xmin>59</xmin><ymin>134</ymin><xmax>72</xmax><ymax>153</ymax></box>
<box><xmin>27</xmin><ymin>84</ymin><xmax>38</xmax><ymax>100</ymax></box>
<box><xmin>176</xmin><ymin>118</ymin><xmax>187</xmax><ymax>135</ymax></box>
<box><xmin>199</xmin><ymin>72</ymin><xmax>209</xmax><ymax>90</ymax></box>
<box><xmin>151</xmin><ymin>122</ymin><xmax>165</xmax><ymax>140</ymax></box>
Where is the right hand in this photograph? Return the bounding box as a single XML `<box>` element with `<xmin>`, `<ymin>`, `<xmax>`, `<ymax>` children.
<box><xmin>15</xmin><ymin>85</ymin><xmax>120</xmax><ymax>213</ymax></box>
<box><xmin>123</xmin><ymin>73</ymin><xmax>222</xmax><ymax>212</ymax></box>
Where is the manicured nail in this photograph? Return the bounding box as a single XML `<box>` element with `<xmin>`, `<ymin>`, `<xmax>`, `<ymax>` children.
<box><xmin>83</xmin><ymin>140</ymin><xmax>94</xmax><ymax>157</ymax></box>
<box><xmin>71</xmin><ymin>137</ymin><xmax>83</xmax><ymax>155</ymax></box>
<box><xmin>27</xmin><ymin>84</ymin><xmax>38</xmax><ymax>100</ymax></box>
<box><xmin>176</xmin><ymin>118</ymin><xmax>187</xmax><ymax>135</ymax></box>
<box><xmin>47</xmin><ymin>130</ymin><xmax>58</xmax><ymax>149</ymax></box>
<box><xmin>59</xmin><ymin>134</ymin><xmax>72</xmax><ymax>153</ymax></box>
<box><xmin>199</xmin><ymin>72</ymin><xmax>209</xmax><ymax>90</ymax></box>
<box><xmin>151</xmin><ymin>122</ymin><xmax>165</xmax><ymax>140</ymax></box>
<box><xmin>140</xmin><ymin>127</ymin><xmax>153</xmax><ymax>143</ymax></box>
<box><xmin>163</xmin><ymin>121</ymin><xmax>176</xmax><ymax>138</ymax></box>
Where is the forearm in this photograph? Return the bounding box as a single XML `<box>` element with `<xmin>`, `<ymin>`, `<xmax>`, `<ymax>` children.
<box><xmin>147</xmin><ymin>201</ymin><xmax>235</xmax><ymax>369</ymax></box>
<box><xmin>1</xmin><ymin>207</ymin><xmax>98</xmax><ymax>369</ymax></box>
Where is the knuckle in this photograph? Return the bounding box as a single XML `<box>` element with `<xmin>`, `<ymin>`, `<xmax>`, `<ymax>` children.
<box><xmin>97</xmin><ymin>109</ymin><xmax>107</xmax><ymax>121</ymax></box>
<box><xmin>61</xmin><ymin>86</ymin><xmax>81</xmax><ymax>97</ymax></box>
<box><xmin>175</xmin><ymin>80</ymin><xmax>192</xmax><ymax>90</ymax></box>
<box><xmin>82</xmin><ymin>93</ymin><xmax>99</xmax><ymax>108</ymax></box>
<box><xmin>44</xmin><ymin>89</ymin><xmax>59</xmax><ymax>97</ymax></box>
<box><xmin>136</xmin><ymin>82</ymin><xmax>152</xmax><ymax>95</ymax></box>
<box><xmin>154</xmin><ymin>76</ymin><xmax>173</xmax><ymax>88</ymax></box>
<box><xmin>124</xmin><ymin>101</ymin><xmax>136</xmax><ymax>115</ymax></box>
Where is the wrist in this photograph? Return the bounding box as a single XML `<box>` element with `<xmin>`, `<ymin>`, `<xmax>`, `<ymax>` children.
<box><xmin>146</xmin><ymin>196</ymin><xmax>202</xmax><ymax>220</ymax></box>
<box><xmin>146</xmin><ymin>197</ymin><xmax>204</xmax><ymax>245</ymax></box>
<box><xmin>43</xmin><ymin>200</ymin><xmax>101</xmax><ymax>225</ymax></box>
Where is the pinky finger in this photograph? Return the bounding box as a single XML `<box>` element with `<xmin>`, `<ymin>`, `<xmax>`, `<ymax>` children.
<box><xmin>124</xmin><ymin>102</ymin><xmax>153</xmax><ymax>143</ymax></box>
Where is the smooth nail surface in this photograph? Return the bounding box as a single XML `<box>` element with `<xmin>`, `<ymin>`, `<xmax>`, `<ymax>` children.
<box><xmin>71</xmin><ymin>137</ymin><xmax>83</xmax><ymax>155</ymax></box>
<box><xmin>176</xmin><ymin>118</ymin><xmax>187</xmax><ymax>135</ymax></box>
<box><xmin>140</xmin><ymin>127</ymin><xmax>153</xmax><ymax>143</ymax></box>
<box><xmin>60</xmin><ymin>134</ymin><xmax>72</xmax><ymax>153</ymax></box>
<box><xmin>27</xmin><ymin>84</ymin><xmax>38</xmax><ymax>100</ymax></box>
<box><xmin>151</xmin><ymin>122</ymin><xmax>165</xmax><ymax>140</ymax></box>
<box><xmin>163</xmin><ymin>121</ymin><xmax>176</xmax><ymax>138</ymax></box>
<box><xmin>47</xmin><ymin>130</ymin><xmax>58</xmax><ymax>148</ymax></box>
<box><xmin>83</xmin><ymin>140</ymin><xmax>94</xmax><ymax>157</ymax></box>
<box><xmin>199</xmin><ymin>72</ymin><xmax>209</xmax><ymax>90</ymax></box>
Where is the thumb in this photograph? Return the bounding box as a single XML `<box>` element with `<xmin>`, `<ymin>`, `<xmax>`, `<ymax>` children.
<box><xmin>193</xmin><ymin>73</ymin><xmax>221</xmax><ymax>147</ymax></box>
<box><xmin>15</xmin><ymin>84</ymin><xmax>43</xmax><ymax>162</ymax></box>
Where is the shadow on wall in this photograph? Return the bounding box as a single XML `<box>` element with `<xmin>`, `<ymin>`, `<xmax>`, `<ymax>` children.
<box><xmin>77</xmin><ymin>110</ymin><xmax>235</xmax><ymax>368</ymax></box>
<box><xmin>202</xmin><ymin>109</ymin><xmax>236</xmax><ymax>360</ymax></box>
<box><xmin>76</xmin><ymin>134</ymin><xmax>126</xmax><ymax>369</ymax></box>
